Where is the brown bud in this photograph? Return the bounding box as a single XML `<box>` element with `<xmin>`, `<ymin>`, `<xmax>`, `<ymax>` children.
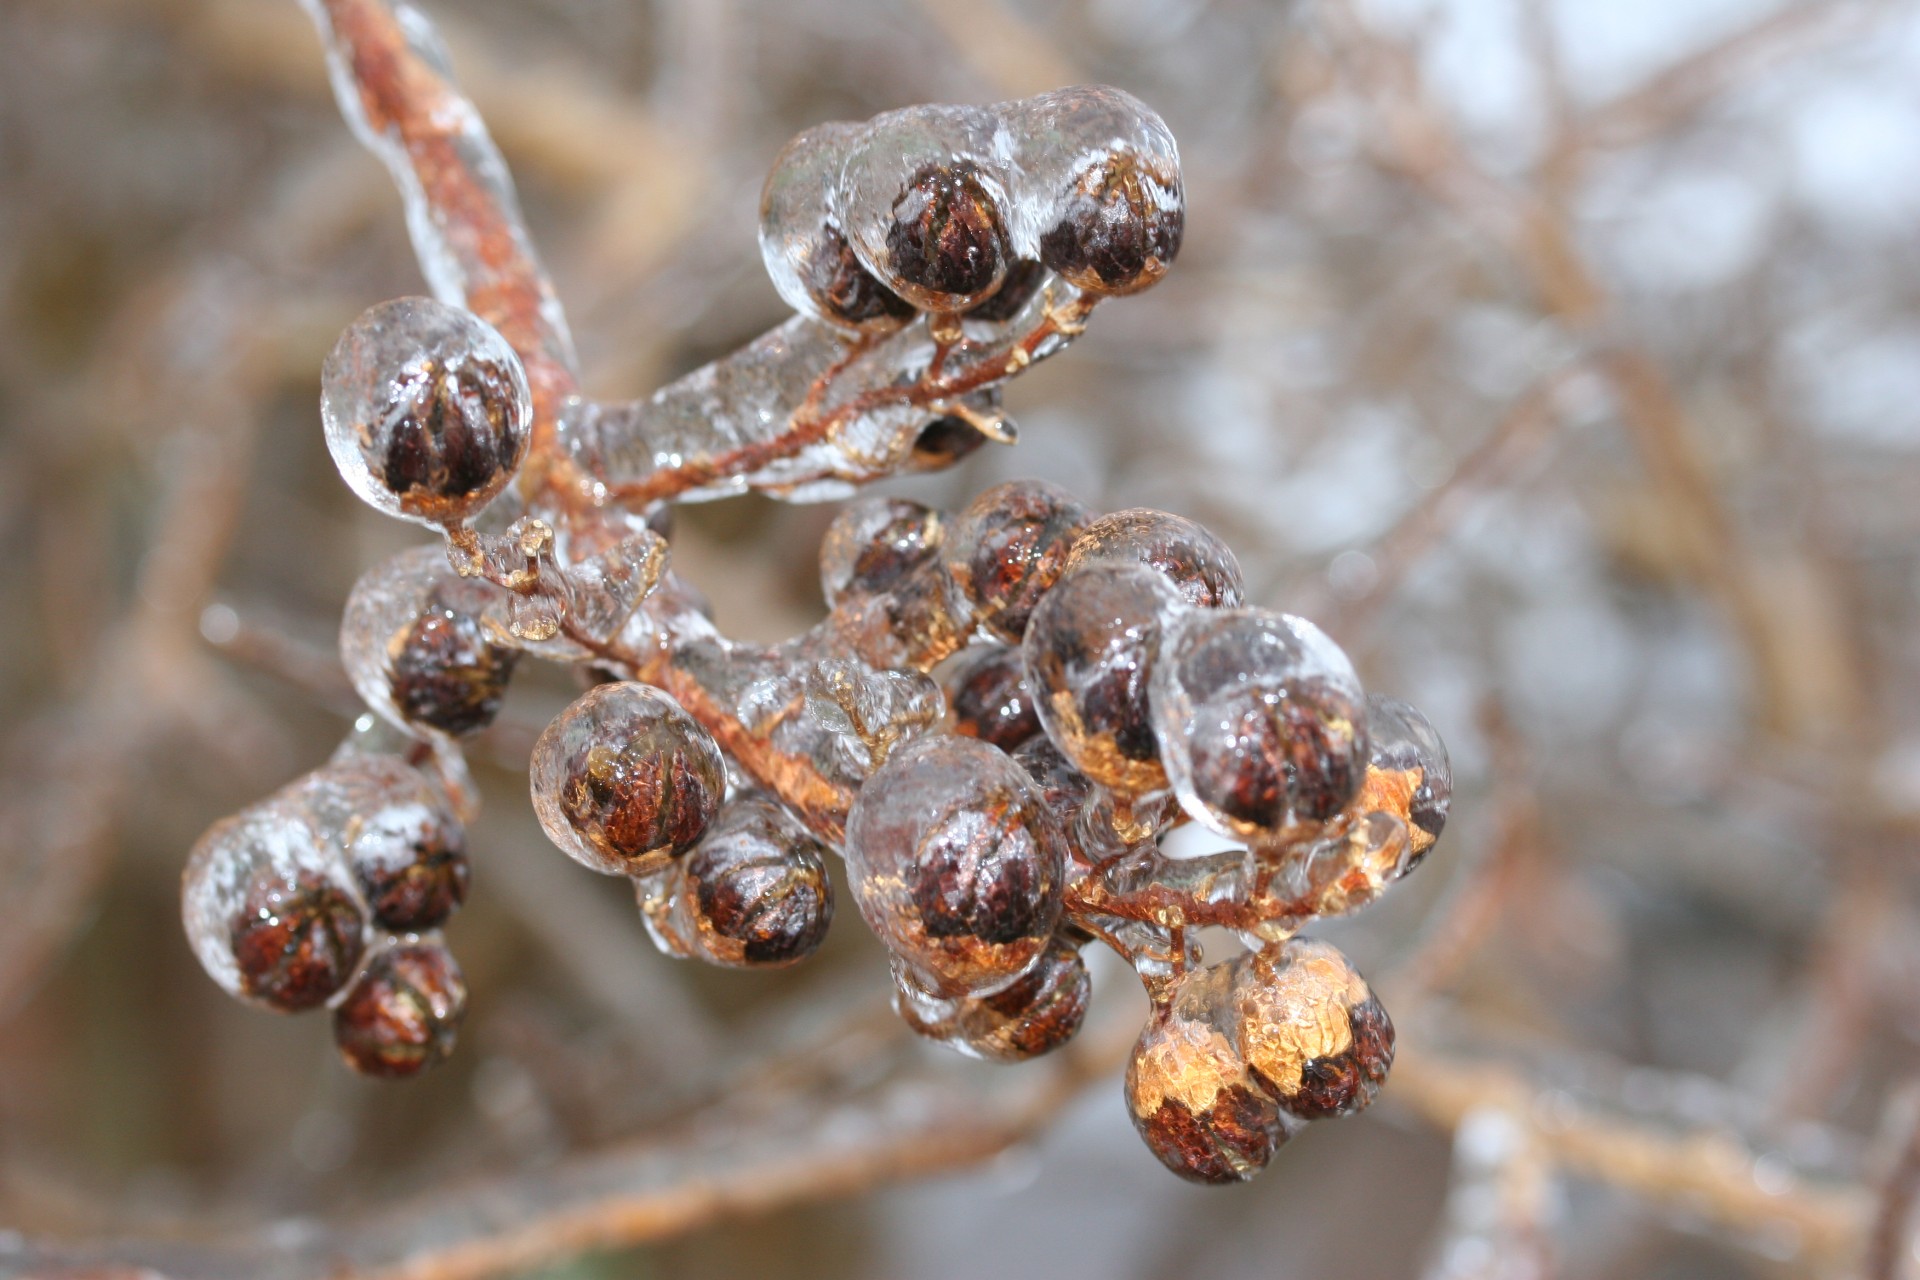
<box><xmin>1040</xmin><ymin>151</ymin><xmax>1183</xmax><ymax>296</ymax></box>
<box><xmin>885</xmin><ymin>162</ymin><xmax>1012</xmax><ymax>306</ymax></box>
<box><xmin>1126</xmin><ymin>999</ymin><xmax>1287</xmax><ymax>1184</ymax></box>
<box><xmin>1231</xmin><ymin>939</ymin><xmax>1394</xmax><ymax>1121</ymax></box>
<box><xmin>229</xmin><ymin>868</ymin><xmax>367</xmax><ymax>1013</ymax></box>
<box><xmin>965</xmin><ymin>257</ymin><xmax>1047</xmax><ymax>323</ymax></box>
<box><xmin>678</xmin><ymin>802</ymin><xmax>835</xmax><ymax>968</ymax></box>
<box><xmin>350</xmin><ymin>805</ymin><xmax>470</xmax><ymax>934</ymax></box>
<box><xmin>907</xmin><ymin>414</ymin><xmax>988</xmax><ymax>470</ymax></box>
<box><xmin>944</xmin><ymin>480</ymin><xmax>1093</xmax><ymax>643</ymax></box>
<box><xmin>964</xmin><ymin>937</ymin><xmax>1091</xmax><ymax>1060</ymax></box>
<box><xmin>378</xmin><ymin>351</ymin><xmax>528</xmax><ymax>521</ymax></box>
<box><xmin>389</xmin><ymin>582</ymin><xmax>519</xmax><ymax>736</ymax></box>
<box><xmin>820</xmin><ymin>498</ymin><xmax>944</xmax><ymax>608</ymax></box>
<box><xmin>804</xmin><ymin>224</ymin><xmax>917</xmax><ymax>331</ymax></box>
<box><xmin>1063</xmin><ymin>508</ymin><xmax>1244</xmax><ymax>610</ymax></box>
<box><xmin>947</xmin><ymin>644</ymin><xmax>1042</xmax><ymax>752</ymax></box>
<box><xmin>333</xmin><ymin>943</ymin><xmax>466</xmax><ymax>1079</ymax></box>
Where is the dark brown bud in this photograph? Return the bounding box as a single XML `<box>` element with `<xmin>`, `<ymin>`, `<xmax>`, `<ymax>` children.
<box><xmin>349</xmin><ymin>802</ymin><xmax>470</xmax><ymax>934</ymax></box>
<box><xmin>333</xmin><ymin>943</ymin><xmax>466</xmax><ymax>1079</ymax></box>
<box><xmin>1040</xmin><ymin>151</ymin><xmax>1183</xmax><ymax>296</ymax></box>
<box><xmin>885</xmin><ymin>162</ymin><xmax>1012</xmax><ymax>306</ymax></box>
<box><xmin>680</xmin><ymin>804</ymin><xmax>835</xmax><ymax>968</ymax></box>
<box><xmin>944</xmin><ymin>480</ymin><xmax>1093</xmax><ymax>642</ymax></box>
<box><xmin>532</xmin><ymin>683</ymin><xmax>728</xmax><ymax>876</ymax></box>
<box><xmin>964</xmin><ymin>937</ymin><xmax>1091</xmax><ymax>1060</ymax></box>
<box><xmin>1127</xmin><ymin>1005</ymin><xmax>1287</xmax><ymax>1184</ymax></box>
<box><xmin>379</xmin><ymin>352</ymin><xmax>528</xmax><ymax>521</ymax></box>
<box><xmin>1190</xmin><ymin>681</ymin><xmax>1365</xmax><ymax>828</ymax></box>
<box><xmin>389</xmin><ymin>583</ymin><xmax>519</xmax><ymax>736</ymax></box>
<box><xmin>946</xmin><ymin>644</ymin><xmax>1042</xmax><ymax>752</ymax></box>
<box><xmin>844</xmin><ymin>735</ymin><xmax>1063</xmax><ymax>998</ymax></box>
<box><xmin>1023</xmin><ymin>565</ymin><xmax>1184</xmax><ymax>796</ymax></box>
<box><xmin>563</xmin><ymin>738</ymin><xmax>722</xmax><ymax>867</ymax></box>
<box><xmin>819</xmin><ymin>498</ymin><xmax>944</xmax><ymax>608</ymax></box>
<box><xmin>805</xmin><ymin>224</ymin><xmax>917</xmax><ymax>331</ymax></box>
<box><xmin>1063</xmin><ymin>508</ymin><xmax>1244</xmax><ymax>610</ymax></box>
<box><xmin>907</xmin><ymin>413</ymin><xmax>988</xmax><ymax>470</ymax></box>
<box><xmin>229</xmin><ymin>869</ymin><xmax>367</xmax><ymax>1013</ymax></box>
<box><xmin>1231</xmin><ymin>940</ymin><xmax>1394</xmax><ymax>1121</ymax></box>
<box><xmin>911</xmin><ymin>820</ymin><xmax>1046</xmax><ymax>946</ymax></box>
<box><xmin>965</xmin><ymin>257</ymin><xmax>1047</xmax><ymax>323</ymax></box>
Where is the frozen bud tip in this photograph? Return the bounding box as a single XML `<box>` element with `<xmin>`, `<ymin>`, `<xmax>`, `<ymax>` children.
<box><xmin>333</xmin><ymin>942</ymin><xmax>467</xmax><ymax>1079</ymax></box>
<box><xmin>530</xmin><ymin>682</ymin><xmax>726</xmax><ymax>877</ymax></box>
<box><xmin>321</xmin><ymin>297</ymin><xmax>531</xmax><ymax>525</ymax></box>
<box><xmin>844</xmin><ymin>735</ymin><xmax>1064</xmax><ymax>998</ymax></box>
<box><xmin>1152</xmin><ymin>609</ymin><xmax>1368</xmax><ymax>839</ymax></box>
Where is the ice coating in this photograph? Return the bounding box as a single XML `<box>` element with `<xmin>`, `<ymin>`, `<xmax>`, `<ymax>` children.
<box><xmin>803</xmin><ymin>657</ymin><xmax>947</xmax><ymax>776</ymax></box>
<box><xmin>529</xmin><ymin>682</ymin><xmax>727</xmax><ymax>877</ymax></box>
<box><xmin>341</xmin><ymin>544</ymin><xmax>517</xmax><ymax>738</ymax></box>
<box><xmin>333</xmin><ymin>937</ymin><xmax>467</xmax><ymax>1078</ymax></box>
<box><xmin>561</xmin><ymin>318</ymin><xmax>1009</xmax><ymax>503</ymax></box>
<box><xmin>1011</xmin><ymin>732</ymin><xmax>1174</xmax><ymax>881</ymax></box>
<box><xmin>1126</xmin><ymin>961</ymin><xmax>1290</xmax><ymax>1184</ymax></box>
<box><xmin>545</xmin><ymin>524</ymin><xmax>669</xmax><ymax>650</ymax></box>
<box><xmin>1063</xmin><ymin>508</ymin><xmax>1244</xmax><ymax>610</ymax></box>
<box><xmin>321</xmin><ymin>297</ymin><xmax>532</xmax><ymax>524</ymax></box>
<box><xmin>636</xmin><ymin>795</ymin><xmax>834</xmax><ymax>969</ymax></box>
<box><xmin>1151</xmin><ymin>609</ymin><xmax>1369</xmax><ymax>840</ymax></box>
<box><xmin>1268</xmin><ymin>809</ymin><xmax>1414</xmax><ymax>930</ymax></box>
<box><xmin>843</xmin><ymin>735</ymin><xmax>1065</xmax><ymax>998</ymax></box>
<box><xmin>944</xmin><ymin>480</ymin><xmax>1093</xmax><ymax>643</ymax></box>
<box><xmin>182</xmin><ymin>800</ymin><xmax>368</xmax><ymax>1013</ymax></box>
<box><xmin>1363</xmin><ymin>693</ymin><xmax>1452</xmax><ymax>855</ymax></box>
<box><xmin>291</xmin><ymin>754</ymin><xmax>470</xmax><ymax>933</ymax></box>
<box><xmin>1009</xmin><ymin>86</ymin><xmax>1184</xmax><ymax>297</ymax></box>
<box><xmin>761</xmin><ymin>123</ymin><xmax>915</xmax><ymax>333</ymax></box>
<box><xmin>1126</xmin><ymin>939</ymin><xmax>1391</xmax><ymax>1172</ymax></box>
<box><xmin>946</xmin><ymin>644</ymin><xmax>1042</xmax><ymax>753</ymax></box>
<box><xmin>226</xmin><ymin>18</ymin><xmax>1455</xmax><ymax>1148</ymax></box>
<box><xmin>892</xmin><ymin>936</ymin><xmax>1090</xmax><ymax>1062</ymax></box>
<box><xmin>1022</xmin><ymin>562</ymin><xmax>1188</xmax><ymax>797</ymax></box>
<box><xmin>825</xmin><ymin>554</ymin><xmax>973</xmax><ymax>675</ymax></box>
<box><xmin>837</xmin><ymin>104</ymin><xmax>1018</xmax><ymax>313</ymax></box>
<box><xmin>818</xmin><ymin>497</ymin><xmax>944</xmax><ymax>610</ymax></box>
<box><xmin>299</xmin><ymin>0</ymin><xmax>577</xmax><ymax>405</ymax></box>
<box><xmin>1225</xmin><ymin>940</ymin><xmax>1394</xmax><ymax>1121</ymax></box>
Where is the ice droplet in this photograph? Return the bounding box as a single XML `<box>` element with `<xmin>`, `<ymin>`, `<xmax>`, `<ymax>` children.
<box><xmin>1151</xmin><ymin>608</ymin><xmax>1369</xmax><ymax>840</ymax></box>
<box><xmin>321</xmin><ymin>297</ymin><xmax>531</xmax><ymax>525</ymax></box>
<box><xmin>842</xmin><ymin>734</ymin><xmax>1063</xmax><ymax>999</ymax></box>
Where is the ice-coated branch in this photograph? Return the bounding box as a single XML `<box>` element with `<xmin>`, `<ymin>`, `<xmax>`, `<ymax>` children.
<box><xmin>196</xmin><ymin>0</ymin><xmax>1463</xmax><ymax>1199</ymax></box>
<box><xmin>300</xmin><ymin>0</ymin><xmax>579</xmax><ymax>446</ymax></box>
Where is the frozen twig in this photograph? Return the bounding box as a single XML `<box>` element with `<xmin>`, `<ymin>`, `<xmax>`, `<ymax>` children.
<box><xmin>5</xmin><ymin>1007</ymin><xmax>1139</xmax><ymax>1280</ymax></box>
<box><xmin>1390</xmin><ymin>1043</ymin><xmax>1870</xmax><ymax>1273</ymax></box>
<box><xmin>300</xmin><ymin>0</ymin><xmax>580</xmax><ymax>455</ymax></box>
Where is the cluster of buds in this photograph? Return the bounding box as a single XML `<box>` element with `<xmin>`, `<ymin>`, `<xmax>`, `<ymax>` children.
<box><xmin>184</xmin><ymin>0</ymin><xmax>1449</xmax><ymax>1185</ymax></box>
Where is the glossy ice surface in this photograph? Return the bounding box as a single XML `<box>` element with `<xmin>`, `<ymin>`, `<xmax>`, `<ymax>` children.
<box><xmin>1152</xmin><ymin>608</ymin><xmax>1370</xmax><ymax>840</ymax></box>
<box><xmin>843</xmin><ymin>735</ymin><xmax>1065</xmax><ymax>998</ymax></box>
<box><xmin>530</xmin><ymin>682</ymin><xmax>727</xmax><ymax>877</ymax></box>
<box><xmin>1023</xmin><ymin>563</ymin><xmax>1186</xmax><ymax>796</ymax></box>
<box><xmin>321</xmin><ymin>297</ymin><xmax>531</xmax><ymax>525</ymax></box>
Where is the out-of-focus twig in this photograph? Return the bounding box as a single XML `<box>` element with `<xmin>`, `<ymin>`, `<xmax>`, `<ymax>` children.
<box><xmin>6</xmin><ymin>1004</ymin><xmax>1140</xmax><ymax>1280</ymax></box>
<box><xmin>1326</xmin><ymin>364</ymin><xmax>1578</xmax><ymax>638</ymax></box>
<box><xmin>1391</xmin><ymin>1043</ymin><xmax>1871</xmax><ymax>1274</ymax></box>
<box><xmin>1575</xmin><ymin>0</ymin><xmax>1891</xmax><ymax>155</ymax></box>
<box><xmin>1320</xmin><ymin>0</ymin><xmax>1870</xmax><ymax>744</ymax></box>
